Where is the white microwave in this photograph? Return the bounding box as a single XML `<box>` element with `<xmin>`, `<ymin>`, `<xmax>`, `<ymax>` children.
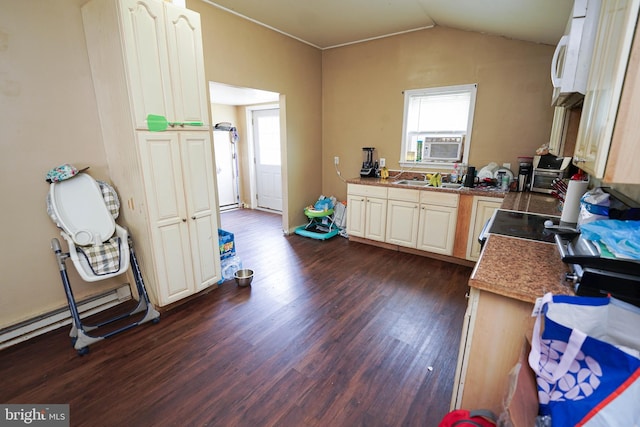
<box><xmin>551</xmin><ymin>0</ymin><xmax>601</xmax><ymax>107</ymax></box>
<box><xmin>421</xmin><ymin>134</ymin><xmax>464</xmax><ymax>162</ymax></box>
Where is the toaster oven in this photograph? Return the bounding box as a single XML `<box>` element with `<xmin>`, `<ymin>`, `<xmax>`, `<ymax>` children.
<box><xmin>530</xmin><ymin>155</ymin><xmax>572</xmax><ymax>193</ymax></box>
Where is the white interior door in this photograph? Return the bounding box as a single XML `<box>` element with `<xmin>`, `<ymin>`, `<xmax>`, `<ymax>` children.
<box><xmin>213</xmin><ymin>130</ymin><xmax>238</xmax><ymax>209</ymax></box>
<box><xmin>253</xmin><ymin>108</ymin><xmax>282</xmax><ymax>212</ymax></box>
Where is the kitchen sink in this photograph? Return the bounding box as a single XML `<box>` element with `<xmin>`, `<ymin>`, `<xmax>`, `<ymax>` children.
<box><xmin>440</xmin><ymin>183</ymin><xmax>463</xmax><ymax>189</ymax></box>
<box><xmin>394</xmin><ymin>180</ymin><xmax>462</xmax><ymax>189</ymax></box>
<box><xmin>394</xmin><ymin>180</ymin><xmax>431</xmax><ymax>187</ymax></box>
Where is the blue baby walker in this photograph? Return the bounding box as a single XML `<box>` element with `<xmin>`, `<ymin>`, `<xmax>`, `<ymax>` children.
<box><xmin>294</xmin><ymin>197</ymin><xmax>340</xmax><ymax>240</ymax></box>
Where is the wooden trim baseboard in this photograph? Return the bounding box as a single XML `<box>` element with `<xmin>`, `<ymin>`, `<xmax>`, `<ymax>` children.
<box><xmin>349</xmin><ymin>236</ymin><xmax>475</xmax><ymax>267</ymax></box>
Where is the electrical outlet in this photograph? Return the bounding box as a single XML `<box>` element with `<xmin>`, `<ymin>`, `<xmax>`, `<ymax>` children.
<box><xmin>503</xmin><ymin>162</ymin><xmax>511</xmax><ymax>170</ymax></box>
<box><xmin>379</xmin><ymin>158</ymin><xmax>386</xmax><ymax>167</ymax></box>
<box><xmin>334</xmin><ymin>156</ymin><xmax>339</xmax><ymax>165</ymax></box>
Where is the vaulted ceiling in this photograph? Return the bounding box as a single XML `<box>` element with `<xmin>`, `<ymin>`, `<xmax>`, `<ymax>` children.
<box><xmin>203</xmin><ymin>0</ymin><xmax>574</xmax><ymax>49</ymax></box>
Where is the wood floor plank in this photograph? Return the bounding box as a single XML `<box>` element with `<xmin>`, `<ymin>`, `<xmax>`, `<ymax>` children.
<box><xmin>0</xmin><ymin>208</ymin><xmax>471</xmax><ymax>426</ymax></box>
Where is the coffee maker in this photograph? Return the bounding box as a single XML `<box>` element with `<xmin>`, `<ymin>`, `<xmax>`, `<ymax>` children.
<box><xmin>517</xmin><ymin>157</ymin><xmax>533</xmax><ymax>192</ymax></box>
<box><xmin>360</xmin><ymin>147</ymin><xmax>379</xmax><ymax>178</ymax></box>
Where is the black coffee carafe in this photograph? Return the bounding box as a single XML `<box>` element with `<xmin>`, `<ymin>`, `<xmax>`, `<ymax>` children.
<box><xmin>463</xmin><ymin>166</ymin><xmax>476</xmax><ymax>188</ymax></box>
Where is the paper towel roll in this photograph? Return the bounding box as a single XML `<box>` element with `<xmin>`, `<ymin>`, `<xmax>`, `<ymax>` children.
<box><xmin>561</xmin><ymin>180</ymin><xmax>589</xmax><ymax>224</ymax></box>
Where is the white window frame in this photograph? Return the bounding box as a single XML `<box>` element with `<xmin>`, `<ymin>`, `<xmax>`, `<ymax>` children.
<box><xmin>400</xmin><ymin>83</ymin><xmax>477</xmax><ymax>169</ymax></box>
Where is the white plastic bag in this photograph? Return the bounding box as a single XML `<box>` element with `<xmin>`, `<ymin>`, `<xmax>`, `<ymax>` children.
<box><xmin>578</xmin><ymin>188</ymin><xmax>609</xmax><ymax>227</ymax></box>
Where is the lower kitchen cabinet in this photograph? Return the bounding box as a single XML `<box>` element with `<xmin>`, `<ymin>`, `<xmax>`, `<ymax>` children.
<box><xmin>386</xmin><ymin>188</ymin><xmax>459</xmax><ymax>253</ymax></box>
<box><xmin>139</xmin><ymin>131</ymin><xmax>222</xmax><ymax>305</ymax></box>
<box><xmin>348</xmin><ymin>183</ymin><xmax>504</xmax><ymax>262</ymax></box>
<box><xmin>451</xmin><ymin>287</ymin><xmax>534</xmax><ymax>415</ymax></box>
<box><xmin>347</xmin><ymin>184</ymin><xmax>388</xmax><ymax>242</ymax></box>
<box><xmin>417</xmin><ymin>191</ymin><xmax>459</xmax><ymax>255</ymax></box>
<box><xmin>466</xmin><ymin>196</ymin><xmax>502</xmax><ymax>261</ymax></box>
<box><xmin>386</xmin><ymin>188</ymin><xmax>420</xmax><ymax>247</ymax></box>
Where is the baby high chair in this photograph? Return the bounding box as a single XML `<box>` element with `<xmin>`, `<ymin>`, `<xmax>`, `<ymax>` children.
<box><xmin>47</xmin><ymin>167</ymin><xmax>159</xmax><ymax>355</ymax></box>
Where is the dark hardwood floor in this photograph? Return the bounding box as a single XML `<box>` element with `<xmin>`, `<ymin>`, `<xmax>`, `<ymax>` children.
<box><xmin>0</xmin><ymin>209</ymin><xmax>472</xmax><ymax>426</ymax></box>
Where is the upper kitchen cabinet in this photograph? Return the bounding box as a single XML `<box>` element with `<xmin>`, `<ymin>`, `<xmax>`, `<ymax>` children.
<box><xmin>86</xmin><ymin>0</ymin><xmax>209</xmax><ymax>130</ymax></box>
<box><xmin>573</xmin><ymin>0</ymin><xmax>640</xmax><ymax>182</ymax></box>
<box><xmin>604</xmin><ymin>15</ymin><xmax>640</xmax><ymax>183</ymax></box>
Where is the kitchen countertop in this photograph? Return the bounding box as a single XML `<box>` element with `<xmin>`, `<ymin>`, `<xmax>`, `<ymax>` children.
<box><xmin>347</xmin><ymin>176</ymin><xmax>507</xmax><ymax>198</ymax></box>
<box><xmin>500</xmin><ymin>191</ymin><xmax>562</xmax><ymax>217</ymax></box>
<box><xmin>470</xmin><ymin>191</ymin><xmax>573</xmax><ymax>303</ymax></box>
<box><xmin>469</xmin><ymin>234</ymin><xmax>573</xmax><ymax>303</ymax></box>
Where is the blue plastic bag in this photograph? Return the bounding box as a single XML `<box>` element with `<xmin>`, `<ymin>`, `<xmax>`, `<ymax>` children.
<box><xmin>579</xmin><ymin>220</ymin><xmax>640</xmax><ymax>260</ymax></box>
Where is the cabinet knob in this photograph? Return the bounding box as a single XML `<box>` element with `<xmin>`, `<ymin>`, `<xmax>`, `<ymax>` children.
<box><xmin>182</xmin><ymin>218</ymin><xmax>187</xmax><ymax>222</ymax></box>
<box><xmin>191</xmin><ymin>216</ymin><xmax>196</xmax><ymax>220</ymax></box>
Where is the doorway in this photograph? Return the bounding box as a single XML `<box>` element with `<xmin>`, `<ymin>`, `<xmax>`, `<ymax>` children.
<box><xmin>252</xmin><ymin>107</ymin><xmax>282</xmax><ymax>212</ymax></box>
<box><xmin>208</xmin><ymin>82</ymin><xmax>286</xmax><ymax>228</ymax></box>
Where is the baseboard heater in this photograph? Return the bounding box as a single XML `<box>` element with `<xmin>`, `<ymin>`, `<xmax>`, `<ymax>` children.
<box><xmin>0</xmin><ymin>285</ymin><xmax>131</xmax><ymax>351</ymax></box>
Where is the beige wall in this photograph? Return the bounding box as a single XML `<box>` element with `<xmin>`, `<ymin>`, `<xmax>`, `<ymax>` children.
<box><xmin>0</xmin><ymin>0</ymin><xmax>123</xmax><ymax>329</ymax></box>
<box><xmin>190</xmin><ymin>0</ymin><xmax>324</xmax><ymax>232</ymax></box>
<box><xmin>322</xmin><ymin>27</ymin><xmax>556</xmax><ymax>201</ymax></box>
<box><xmin>0</xmin><ymin>0</ymin><xmax>322</xmax><ymax>330</ymax></box>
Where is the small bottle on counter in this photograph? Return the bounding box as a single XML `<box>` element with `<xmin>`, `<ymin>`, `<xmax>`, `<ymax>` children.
<box><xmin>501</xmin><ymin>173</ymin><xmax>509</xmax><ymax>190</ymax></box>
<box><xmin>450</xmin><ymin>163</ymin><xmax>458</xmax><ymax>183</ymax></box>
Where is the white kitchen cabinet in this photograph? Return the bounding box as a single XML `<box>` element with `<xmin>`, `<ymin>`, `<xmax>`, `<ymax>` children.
<box><xmin>417</xmin><ymin>191</ymin><xmax>459</xmax><ymax>255</ymax></box>
<box><xmin>346</xmin><ymin>184</ymin><xmax>388</xmax><ymax>242</ymax></box>
<box><xmin>466</xmin><ymin>196</ymin><xmax>501</xmax><ymax>261</ymax></box>
<box><xmin>139</xmin><ymin>132</ymin><xmax>220</xmax><ymax>304</ymax></box>
<box><xmin>386</xmin><ymin>188</ymin><xmax>420</xmax><ymax>248</ymax></box>
<box><xmin>603</xmin><ymin>7</ymin><xmax>640</xmax><ymax>183</ymax></box>
<box><xmin>82</xmin><ymin>0</ymin><xmax>221</xmax><ymax>306</ymax></box>
<box><xmin>108</xmin><ymin>0</ymin><xmax>209</xmax><ymax>130</ymax></box>
<box><xmin>573</xmin><ymin>0</ymin><xmax>640</xmax><ymax>179</ymax></box>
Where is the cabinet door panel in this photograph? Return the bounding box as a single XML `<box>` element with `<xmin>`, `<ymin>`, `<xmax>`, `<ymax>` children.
<box><xmin>366</xmin><ymin>198</ymin><xmax>387</xmax><ymax>242</ymax></box>
<box><xmin>180</xmin><ymin>133</ymin><xmax>221</xmax><ymax>289</ymax></box>
<box><xmin>139</xmin><ymin>133</ymin><xmax>186</xmax><ymax>222</ymax></box>
<box><xmin>156</xmin><ymin>222</ymin><xmax>194</xmax><ymax>303</ymax></box>
<box><xmin>386</xmin><ymin>200</ymin><xmax>419</xmax><ymax>247</ymax></box>
<box><xmin>138</xmin><ymin>132</ymin><xmax>195</xmax><ymax>304</ymax></box>
<box><xmin>418</xmin><ymin>205</ymin><xmax>457</xmax><ymax>255</ymax></box>
<box><xmin>164</xmin><ymin>4</ymin><xmax>209</xmax><ymax>125</ymax></box>
<box><xmin>346</xmin><ymin>195</ymin><xmax>366</xmax><ymax>238</ymax></box>
<box><xmin>120</xmin><ymin>0</ymin><xmax>174</xmax><ymax>129</ymax></box>
<box><xmin>574</xmin><ymin>0</ymin><xmax>640</xmax><ymax>177</ymax></box>
<box><xmin>467</xmin><ymin>198</ymin><xmax>501</xmax><ymax>261</ymax></box>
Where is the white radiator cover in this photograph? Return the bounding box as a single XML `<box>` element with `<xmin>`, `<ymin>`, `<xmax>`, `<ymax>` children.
<box><xmin>0</xmin><ymin>285</ymin><xmax>131</xmax><ymax>350</ymax></box>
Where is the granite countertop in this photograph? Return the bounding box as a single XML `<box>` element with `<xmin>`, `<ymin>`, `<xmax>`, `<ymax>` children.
<box><xmin>501</xmin><ymin>191</ymin><xmax>562</xmax><ymax>217</ymax></box>
<box><xmin>471</xmin><ymin>191</ymin><xmax>573</xmax><ymax>303</ymax></box>
<box><xmin>347</xmin><ymin>176</ymin><xmax>507</xmax><ymax>198</ymax></box>
<box><xmin>469</xmin><ymin>234</ymin><xmax>573</xmax><ymax>303</ymax></box>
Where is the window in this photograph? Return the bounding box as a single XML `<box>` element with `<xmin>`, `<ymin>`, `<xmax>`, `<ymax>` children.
<box><xmin>400</xmin><ymin>84</ymin><xmax>477</xmax><ymax>169</ymax></box>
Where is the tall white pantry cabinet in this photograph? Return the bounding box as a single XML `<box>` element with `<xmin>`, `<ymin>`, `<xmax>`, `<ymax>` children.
<box><xmin>82</xmin><ymin>0</ymin><xmax>222</xmax><ymax>306</ymax></box>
